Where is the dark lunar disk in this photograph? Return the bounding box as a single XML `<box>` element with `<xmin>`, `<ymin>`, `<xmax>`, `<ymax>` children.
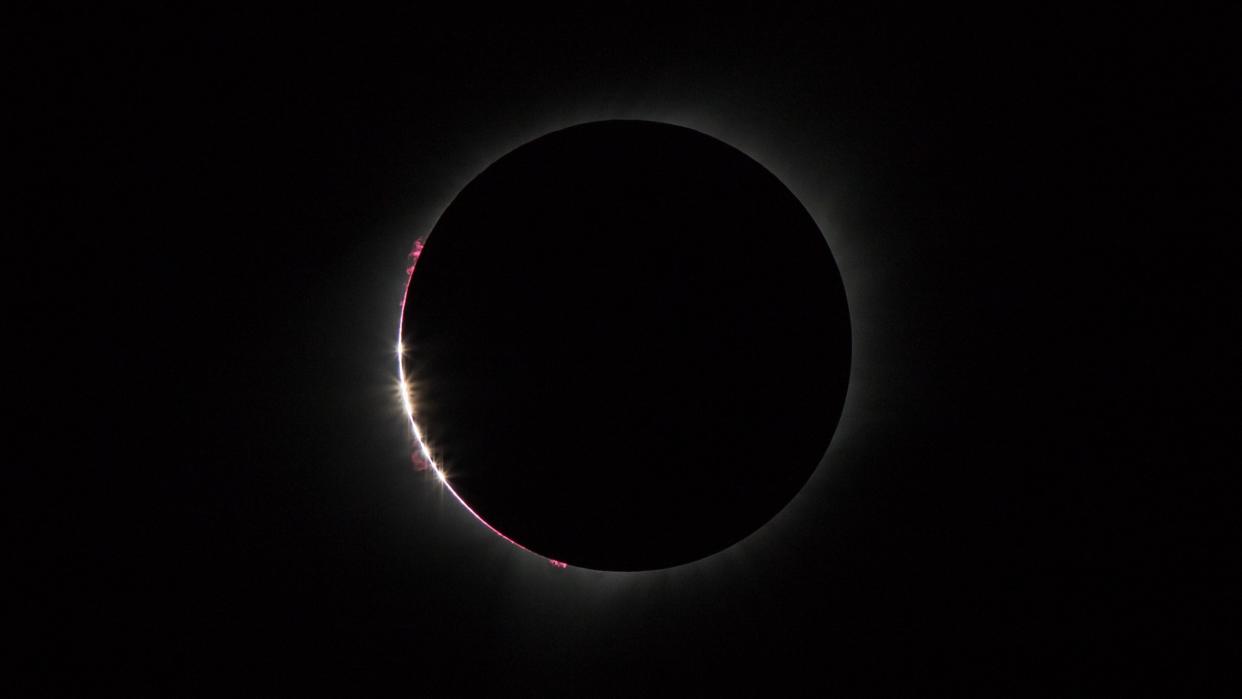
<box><xmin>401</xmin><ymin>120</ymin><xmax>850</xmax><ymax>571</ymax></box>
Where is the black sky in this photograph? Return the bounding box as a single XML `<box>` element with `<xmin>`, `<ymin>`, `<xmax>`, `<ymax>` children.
<box><xmin>20</xmin><ymin>7</ymin><xmax>1238</xmax><ymax>695</ymax></box>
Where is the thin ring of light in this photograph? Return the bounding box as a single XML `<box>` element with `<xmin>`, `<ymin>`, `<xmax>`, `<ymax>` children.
<box><xmin>397</xmin><ymin>235</ymin><xmax>569</xmax><ymax>569</ymax></box>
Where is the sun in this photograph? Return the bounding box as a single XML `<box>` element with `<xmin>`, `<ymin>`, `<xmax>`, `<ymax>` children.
<box><xmin>396</xmin><ymin>235</ymin><xmax>565</xmax><ymax>568</ymax></box>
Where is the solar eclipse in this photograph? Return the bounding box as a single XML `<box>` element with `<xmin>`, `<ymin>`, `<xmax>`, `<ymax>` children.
<box><xmin>398</xmin><ymin>120</ymin><xmax>851</xmax><ymax>571</ymax></box>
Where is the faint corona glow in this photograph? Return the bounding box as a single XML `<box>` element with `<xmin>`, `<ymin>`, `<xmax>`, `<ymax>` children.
<box><xmin>397</xmin><ymin>235</ymin><xmax>564</xmax><ymax>568</ymax></box>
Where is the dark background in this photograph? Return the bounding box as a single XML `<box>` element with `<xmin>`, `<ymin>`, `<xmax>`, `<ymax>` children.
<box><xmin>19</xmin><ymin>7</ymin><xmax>1238</xmax><ymax>695</ymax></box>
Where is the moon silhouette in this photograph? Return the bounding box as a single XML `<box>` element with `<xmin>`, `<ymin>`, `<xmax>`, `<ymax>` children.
<box><xmin>400</xmin><ymin>120</ymin><xmax>850</xmax><ymax>571</ymax></box>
